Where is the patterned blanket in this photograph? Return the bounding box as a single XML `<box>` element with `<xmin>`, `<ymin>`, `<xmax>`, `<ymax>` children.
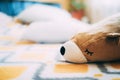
<box><xmin>0</xmin><ymin>22</ymin><xmax>120</xmax><ymax>80</ymax></box>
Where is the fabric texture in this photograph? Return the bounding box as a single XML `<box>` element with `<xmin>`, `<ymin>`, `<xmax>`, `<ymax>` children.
<box><xmin>0</xmin><ymin>20</ymin><xmax>119</xmax><ymax>80</ymax></box>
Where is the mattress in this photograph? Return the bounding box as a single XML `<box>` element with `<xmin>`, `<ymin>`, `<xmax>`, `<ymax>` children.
<box><xmin>0</xmin><ymin>21</ymin><xmax>120</xmax><ymax>80</ymax></box>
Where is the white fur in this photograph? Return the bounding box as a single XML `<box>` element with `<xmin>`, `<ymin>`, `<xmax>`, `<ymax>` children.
<box><xmin>21</xmin><ymin>18</ymin><xmax>90</xmax><ymax>43</ymax></box>
<box><xmin>16</xmin><ymin>4</ymin><xmax>72</xmax><ymax>23</ymax></box>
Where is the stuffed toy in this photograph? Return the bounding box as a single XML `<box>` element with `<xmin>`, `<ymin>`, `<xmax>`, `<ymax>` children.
<box><xmin>60</xmin><ymin>13</ymin><xmax>120</xmax><ymax>63</ymax></box>
<box><xmin>21</xmin><ymin>18</ymin><xmax>90</xmax><ymax>43</ymax></box>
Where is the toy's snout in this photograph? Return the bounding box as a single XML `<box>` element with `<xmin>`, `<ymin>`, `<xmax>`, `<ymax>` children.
<box><xmin>60</xmin><ymin>40</ymin><xmax>87</xmax><ymax>63</ymax></box>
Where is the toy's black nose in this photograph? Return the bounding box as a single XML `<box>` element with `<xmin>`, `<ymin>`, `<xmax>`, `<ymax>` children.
<box><xmin>60</xmin><ymin>46</ymin><xmax>65</xmax><ymax>56</ymax></box>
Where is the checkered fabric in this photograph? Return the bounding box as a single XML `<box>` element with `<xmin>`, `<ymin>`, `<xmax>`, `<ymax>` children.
<box><xmin>0</xmin><ymin>21</ymin><xmax>120</xmax><ymax>80</ymax></box>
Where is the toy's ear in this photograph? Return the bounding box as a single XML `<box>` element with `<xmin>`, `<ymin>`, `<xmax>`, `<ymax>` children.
<box><xmin>106</xmin><ymin>33</ymin><xmax>120</xmax><ymax>45</ymax></box>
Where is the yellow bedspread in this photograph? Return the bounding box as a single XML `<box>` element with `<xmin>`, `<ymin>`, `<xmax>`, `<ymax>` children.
<box><xmin>0</xmin><ymin>22</ymin><xmax>120</xmax><ymax>80</ymax></box>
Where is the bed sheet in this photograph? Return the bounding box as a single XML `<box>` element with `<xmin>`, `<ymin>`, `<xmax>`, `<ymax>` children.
<box><xmin>0</xmin><ymin>21</ymin><xmax>120</xmax><ymax>80</ymax></box>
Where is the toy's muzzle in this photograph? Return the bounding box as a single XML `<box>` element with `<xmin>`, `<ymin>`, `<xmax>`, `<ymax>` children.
<box><xmin>60</xmin><ymin>40</ymin><xmax>87</xmax><ymax>63</ymax></box>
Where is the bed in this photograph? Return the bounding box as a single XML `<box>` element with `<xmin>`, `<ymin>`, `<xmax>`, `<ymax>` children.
<box><xmin>0</xmin><ymin>1</ymin><xmax>120</xmax><ymax>80</ymax></box>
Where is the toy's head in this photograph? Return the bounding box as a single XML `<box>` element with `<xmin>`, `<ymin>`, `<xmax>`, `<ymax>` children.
<box><xmin>60</xmin><ymin>32</ymin><xmax>120</xmax><ymax>63</ymax></box>
<box><xmin>60</xmin><ymin>14</ymin><xmax>120</xmax><ymax>63</ymax></box>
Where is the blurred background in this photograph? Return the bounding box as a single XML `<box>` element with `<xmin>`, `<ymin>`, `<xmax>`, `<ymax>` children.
<box><xmin>1</xmin><ymin>0</ymin><xmax>120</xmax><ymax>43</ymax></box>
<box><xmin>1</xmin><ymin>0</ymin><xmax>120</xmax><ymax>24</ymax></box>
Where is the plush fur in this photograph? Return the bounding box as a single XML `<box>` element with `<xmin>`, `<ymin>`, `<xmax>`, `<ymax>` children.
<box><xmin>60</xmin><ymin>13</ymin><xmax>120</xmax><ymax>63</ymax></box>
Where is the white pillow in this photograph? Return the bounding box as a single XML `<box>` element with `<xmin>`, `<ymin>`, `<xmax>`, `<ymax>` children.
<box><xmin>0</xmin><ymin>12</ymin><xmax>12</xmax><ymax>26</ymax></box>
<box><xmin>16</xmin><ymin>4</ymin><xmax>72</xmax><ymax>23</ymax></box>
<box><xmin>21</xmin><ymin>18</ymin><xmax>90</xmax><ymax>43</ymax></box>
